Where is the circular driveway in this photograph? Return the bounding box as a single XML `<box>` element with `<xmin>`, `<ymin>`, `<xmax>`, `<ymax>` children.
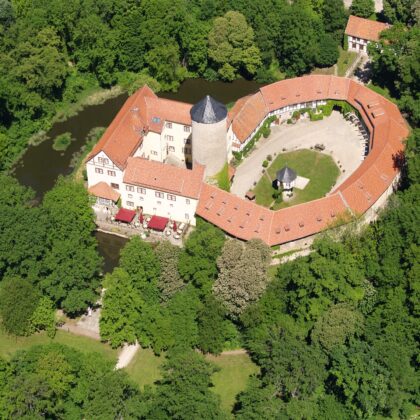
<box><xmin>230</xmin><ymin>112</ymin><xmax>364</xmax><ymax>198</ymax></box>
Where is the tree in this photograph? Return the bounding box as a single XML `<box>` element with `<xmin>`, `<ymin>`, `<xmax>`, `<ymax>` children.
<box><xmin>40</xmin><ymin>177</ymin><xmax>102</xmax><ymax>315</ymax></box>
<box><xmin>280</xmin><ymin>237</ymin><xmax>365</xmax><ymax>321</ymax></box>
<box><xmin>329</xmin><ymin>339</ymin><xmax>391</xmax><ymax>418</ymax></box>
<box><xmin>208</xmin><ymin>11</ymin><xmax>262</xmax><ymax>80</ymax></box>
<box><xmin>178</xmin><ymin>219</ymin><xmax>225</xmax><ymax>293</ymax></box>
<box><xmin>154</xmin><ymin>240</ymin><xmax>184</xmax><ymax>302</ymax></box>
<box><xmin>197</xmin><ymin>295</ymin><xmax>227</xmax><ymax>354</ymax></box>
<box><xmin>383</xmin><ymin>0</ymin><xmax>416</xmax><ymax>23</ymax></box>
<box><xmin>0</xmin><ymin>175</ymin><xmax>46</xmax><ymax>282</ymax></box>
<box><xmin>30</xmin><ymin>296</ymin><xmax>56</xmax><ymax>338</ymax></box>
<box><xmin>0</xmin><ymin>277</ymin><xmax>39</xmax><ymax>336</ymax></box>
<box><xmin>322</xmin><ymin>0</ymin><xmax>349</xmax><ymax>41</ymax></box>
<box><xmin>276</xmin><ymin>6</ymin><xmax>322</xmax><ymax>75</ymax></box>
<box><xmin>100</xmin><ymin>268</ymin><xmax>143</xmax><ymax>348</ymax></box>
<box><xmin>311</xmin><ymin>304</ymin><xmax>364</xmax><ymax>352</ymax></box>
<box><xmin>0</xmin><ymin>344</ymin><xmax>144</xmax><ymax>418</ymax></box>
<box><xmin>350</xmin><ymin>0</ymin><xmax>375</xmax><ymax>18</ymax></box>
<box><xmin>119</xmin><ymin>236</ymin><xmax>160</xmax><ymax>305</ymax></box>
<box><xmin>213</xmin><ymin>239</ymin><xmax>270</xmax><ymax>319</ymax></box>
<box><xmin>149</xmin><ymin>351</ymin><xmax>224</xmax><ymax>419</ymax></box>
<box><xmin>260</xmin><ymin>329</ymin><xmax>328</xmax><ymax>400</ymax></box>
<box><xmin>316</xmin><ymin>33</ymin><xmax>340</xmax><ymax>67</ymax></box>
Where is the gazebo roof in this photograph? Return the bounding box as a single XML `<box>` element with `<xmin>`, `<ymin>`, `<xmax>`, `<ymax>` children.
<box><xmin>190</xmin><ymin>95</ymin><xmax>227</xmax><ymax>124</ymax></box>
<box><xmin>276</xmin><ymin>166</ymin><xmax>297</xmax><ymax>183</ymax></box>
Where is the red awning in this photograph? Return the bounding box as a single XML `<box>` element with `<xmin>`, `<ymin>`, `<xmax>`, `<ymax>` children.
<box><xmin>115</xmin><ymin>208</ymin><xmax>136</xmax><ymax>223</ymax></box>
<box><xmin>147</xmin><ymin>215</ymin><xmax>169</xmax><ymax>231</ymax></box>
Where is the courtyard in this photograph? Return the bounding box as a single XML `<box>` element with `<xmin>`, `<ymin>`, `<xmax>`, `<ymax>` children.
<box><xmin>252</xmin><ymin>149</ymin><xmax>340</xmax><ymax>209</ymax></box>
<box><xmin>230</xmin><ymin>111</ymin><xmax>365</xmax><ymax>199</ymax></box>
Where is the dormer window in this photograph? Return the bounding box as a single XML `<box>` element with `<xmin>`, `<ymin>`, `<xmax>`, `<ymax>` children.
<box><xmin>152</xmin><ymin>117</ymin><xmax>160</xmax><ymax>124</ymax></box>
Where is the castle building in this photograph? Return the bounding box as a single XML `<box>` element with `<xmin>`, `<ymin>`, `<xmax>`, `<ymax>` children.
<box><xmin>345</xmin><ymin>15</ymin><xmax>390</xmax><ymax>54</ymax></box>
<box><xmin>87</xmin><ymin>75</ymin><xmax>408</xmax><ymax>245</ymax></box>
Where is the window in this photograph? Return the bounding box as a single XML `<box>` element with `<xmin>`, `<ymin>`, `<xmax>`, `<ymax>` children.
<box><xmin>155</xmin><ymin>191</ymin><xmax>164</xmax><ymax>198</ymax></box>
<box><xmin>168</xmin><ymin>146</ymin><xmax>175</xmax><ymax>152</ymax></box>
<box><xmin>137</xmin><ymin>187</ymin><xmax>146</xmax><ymax>194</ymax></box>
<box><xmin>183</xmin><ymin>147</ymin><xmax>191</xmax><ymax>154</ymax></box>
<box><xmin>126</xmin><ymin>201</ymin><xmax>134</xmax><ymax>207</ymax></box>
<box><xmin>165</xmin><ymin>135</ymin><xmax>174</xmax><ymax>142</ymax></box>
<box><xmin>157</xmin><ymin>201</ymin><xmax>162</xmax><ymax>205</ymax></box>
<box><xmin>150</xmin><ymin>150</ymin><xmax>158</xmax><ymax>156</ymax></box>
<box><xmin>186</xmin><ymin>199</ymin><xmax>190</xmax><ymax>204</ymax></box>
<box><xmin>126</xmin><ymin>185</ymin><xmax>134</xmax><ymax>192</ymax></box>
<box><xmin>128</xmin><ymin>194</ymin><xmax>133</xmax><ymax>199</ymax></box>
<box><xmin>111</xmin><ymin>183</ymin><xmax>119</xmax><ymax>190</ymax></box>
<box><xmin>167</xmin><ymin>194</ymin><xmax>176</xmax><ymax>201</ymax></box>
<box><xmin>184</xmin><ymin>126</ymin><xmax>190</xmax><ymax>132</ymax></box>
<box><xmin>166</xmin><ymin>122</ymin><xmax>172</xmax><ymax>129</ymax></box>
<box><xmin>152</xmin><ymin>116</ymin><xmax>160</xmax><ymax>123</ymax></box>
<box><xmin>98</xmin><ymin>157</ymin><xmax>109</xmax><ymax>165</ymax></box>
<box><xmin>184</xmin><ymin>138</ymin><xmax>191</xmax><ymax>144</ymax></box>
<box><xmin>185</xmin><ymin>213</ymin><xmax>190</xmax><ymax>220</ymax></box>
<box><xmin>107</xmin><ymin>170</ymin><xmax>116</xmax><ymax>176</ymax></box>
<box><xmin>95</xmin><ymin>168</ymin><xmax>103</xmax><ymax>174</ymax></box>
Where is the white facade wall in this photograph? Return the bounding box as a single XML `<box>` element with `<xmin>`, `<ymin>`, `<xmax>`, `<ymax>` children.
<box><xmin>347</xmin><ymin>35</ymin><xmax>368</xmax><ymax>53</ymax></box>
<box><xmin>161</xmin><ymin>121</ymin><xmax>192</xmax><ymax>164</ymax></box>
<box><xmin>86</xmin><ymin>151</ymin><xmax>124</xmax><ymax>191</ymax></box>
<box><xmin>133</xmin><ymin>122</ymin><xmax>192</xmax><ymax>164</ymax></box>
<box><xmin>135</xmin><ymin>131</ymin><xmax>163</xmax><ymax>162</ymax></box>
<box><xmin>121</xmin><ymin>183</ymin><xmax>198</xmax><ymax>225</ymax></box>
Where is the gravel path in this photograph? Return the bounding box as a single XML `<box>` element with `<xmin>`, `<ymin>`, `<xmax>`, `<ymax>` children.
<box><xmin>115</xmin><ymin>342</ymin><xmax>140</xmax><ymax>369</ymax></box>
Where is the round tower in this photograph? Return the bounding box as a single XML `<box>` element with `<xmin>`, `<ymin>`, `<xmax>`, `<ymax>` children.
<box><xmin>190</xmin><ymin>95</ymin><xmax>228</xmax><ymax>178</ymax></box>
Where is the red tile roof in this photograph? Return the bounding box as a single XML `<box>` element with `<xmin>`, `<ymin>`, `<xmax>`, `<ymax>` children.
<box><xmin>124</xmin><ymin>157</ymin><xmax>205</xmax><ymax>199</ymax></box>
<box><xmin>199</xmin><ymin>75</ymin><xmax>408</xmax><ymax>245</ymax></box>
<box><xmin>88</xmin><ymin>85</ymin><xmax>192</xmax><ymax>169</ymax></box>
<box><xmin>88</xmin><ymin>182</ymin><xmax>120</xmax><ymax>202</ymax></box>
<box><xmin>345</xmin><ymin>15</ymin><xmax>390</xmax><ymax>42</ymax></box>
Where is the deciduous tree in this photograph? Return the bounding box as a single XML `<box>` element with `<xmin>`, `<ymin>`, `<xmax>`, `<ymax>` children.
<box><xmin>208</xmin><ymin>11</ymin><xmax>262</xmax><ymax>80</ymax></box>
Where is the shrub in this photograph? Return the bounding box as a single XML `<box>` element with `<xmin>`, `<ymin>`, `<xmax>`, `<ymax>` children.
<box><xmin>262</xmin><ymin>160</ymin><xmax>269</xmax><ymax>168</ymax></box>
<box><xmin>52</xmin><ymin>132</ymin><xmax>74</xmax><ymax>151</ymax></box>
<box><xmin>267</xmin><ymin>154</ymin><xmax>273</xmax><ymax>161</ymax></box>
<box><xmin>287</xmin><ymin>119</ymin><xmax>293</xmax><ymax>124</ymax></box>
<box><xmin>292</xmin><ymin>111</ymin><xmax>300</xmax><ymax>119</ymax></box>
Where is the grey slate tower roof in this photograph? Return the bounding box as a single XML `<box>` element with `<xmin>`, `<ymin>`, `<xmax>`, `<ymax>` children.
<box><xmin>276</xmin><ymin>166</ymin><xmax>297</xmax><ymax>183</ymax></box>
<box><xmin>190</xmin><ymin>95</ymin><xmax>227</xmax><ymax>124</ymax></box>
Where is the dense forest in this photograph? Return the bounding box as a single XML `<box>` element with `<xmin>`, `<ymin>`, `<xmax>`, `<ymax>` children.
<box><xmin>0</xmin><ymin>0</ymin><xmax>419</xmax><ymax>418</ymax></box>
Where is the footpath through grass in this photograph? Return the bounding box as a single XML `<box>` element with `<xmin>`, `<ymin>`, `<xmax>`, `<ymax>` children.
<box><xmin>0</xmin><ymin>329</ymin><xmax>118</xmax><ymax>362</ymax></box>
<box><xmin>253</xmin><ymin>149</ymin><xmax>340</xmax><ymax>210</ymax></box>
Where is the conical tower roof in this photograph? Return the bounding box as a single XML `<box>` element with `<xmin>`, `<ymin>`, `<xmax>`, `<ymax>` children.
<box><xmin>190</xmin><ymin>95</ymin><xmax>227</xmax><ymax>124</ymax></box>
<box><xmin>276</xmin><ymin>166</ymin><xmax>297</xmax><ymax>183</ymax></box>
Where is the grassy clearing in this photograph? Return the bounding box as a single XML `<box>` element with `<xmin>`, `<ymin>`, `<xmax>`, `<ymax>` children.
<box><xmin>0</xmin><ymin>329</ymin><xmax>118</xmax><ymax>362</ymax></box>
<box><xmin>253</xmin><ymin>149</ymin><xmax>340</xmax><ymax>210</ymax></box>
<box><xmin>214</xmin><ymin>162</ymin><xmax>231</xmax><ymax>192</ymax></box>
<box><xmin>124</xmin><ymin>348</ymin><xmax>165</xmax><ymax>390</ymax></box>
<box><xmin>312</xmin><ymin>66</ymin><xmax>336</xmax><ymax>75</ymax></box>
<box><xmin>52</xmin><ymin>132</ymin><xmax>74</xmax><ymax>151</ymax></box>
<box><xmin>207</xmin><ymin>353</ymin><xmax>259</xmax><ymax>416</ymax></box>
<box><xmin>337</xmin><ymin>48</ymin><xmax>358</xmax><ymax>77</ymax></box>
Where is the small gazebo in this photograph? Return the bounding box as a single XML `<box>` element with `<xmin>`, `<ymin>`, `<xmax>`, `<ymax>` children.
<box><xmin>276</xmin><ymin>166</ymin><xmax>297</xmax><ymax>191</ymax></box>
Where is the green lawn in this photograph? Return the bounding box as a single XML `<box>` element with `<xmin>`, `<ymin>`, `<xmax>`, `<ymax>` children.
<box><xmin>0</xmin><ymin>329</ymin><xmax>118</xmax><ymax>361</ymax></box>
<box><xmin>253</xmin><ymin>149</ymin><xmax>340</xmax><ymax>210</ymax></box>
<box><xmin>207</xmin><ymin>353</ymin><xmax>259</xmax><ymax>416</ymax></box>
<box><xmin>124</xmin><ymin>348</ymin><xmax>165</xmax><ymax>390</ymax></box>
<box><xmin>337</xmin><ymin>48</ymin><xmax>358</xmax><ymax>77</ymax></box>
